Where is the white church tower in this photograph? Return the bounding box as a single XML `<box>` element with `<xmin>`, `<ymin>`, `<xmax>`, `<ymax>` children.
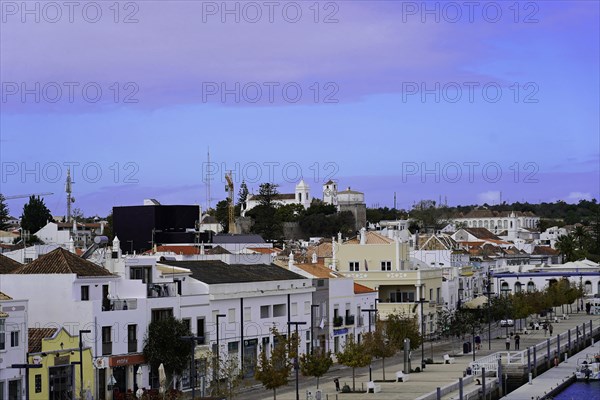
<box><xmin>322</xmin><ymin>179</ymin><xmax>338</xmax><ymax>206</ymax></box>
<box><xmin>295</xmin><ymin>179</ymin><xmax>311</xmax><ymax>209</ymax></box>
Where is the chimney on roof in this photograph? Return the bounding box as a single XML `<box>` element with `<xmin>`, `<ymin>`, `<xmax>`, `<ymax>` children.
<box><xmin>312</xmin><ymin>252</ymin><xmax>317</xmax><ymax>264</ymax></box>
<box><xmin>288</xmin><ymin>252</ymin><xmax>294</xmax><ymax>269</ymax></box>
<box><xmin>359</xmin><ymin>227</ymin><xmax>366</xmax><ymax>245</ymax></box>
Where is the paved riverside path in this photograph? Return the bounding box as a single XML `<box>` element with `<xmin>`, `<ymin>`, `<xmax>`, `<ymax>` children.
<box><xmin>237</xmin><ymin>311</ymin><xmax>600</xmax><ymax>400</ymax></box>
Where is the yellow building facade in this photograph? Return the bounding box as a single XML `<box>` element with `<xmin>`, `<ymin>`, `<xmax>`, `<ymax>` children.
<box><xmin>28</xmin><ymin>327</ymin><xmax>94</xmax><ymax>400</ymax></box>
<box><xmin>335</xmin><ymin>231</ymin><xmax>443</xmax><ymax>334</ymax></box>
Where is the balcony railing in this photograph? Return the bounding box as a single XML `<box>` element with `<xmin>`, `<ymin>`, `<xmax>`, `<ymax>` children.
<box><xmin>102</xmin><ymin>342</ymin><xmax>112</xmax><ymax>356</ymax></box>
<box><xmin>345</xmin><ymin>315</ymin><xmax>355</xmax><ymax>326</ymax></box>
<box><xmin>128</xmin><ymin>340</ymin><xmax>137</xmax><ymax>353</ymax></box>
<box><xmin>147</xmin><ymin>282</ymin><xmax>178</xmax><ymax>298</ymax></box>
<box><xmin>333</xmin><ymin>316</ymin><xmax>343</xmax><ymax>327</ymax></box>
<box><xmin>103</xmin><ymin>299</ymin><xmax>138</xmax><ymax>311</ymax></box>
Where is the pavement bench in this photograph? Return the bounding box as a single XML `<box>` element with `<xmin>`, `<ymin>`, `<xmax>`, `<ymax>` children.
<box><xmin>444</xmin><ymin>354</ymin><xmax>456</xmax><ymax>364</ymax></box>
<box><xmin>367</xmin><ymin>381</ymin><xmax>381</xmax><ymax>393</ymax></box>
<box><xmin>396</xmin><ymin>371</ymin><xmax>409</xmax><ymax>382</ymax></box>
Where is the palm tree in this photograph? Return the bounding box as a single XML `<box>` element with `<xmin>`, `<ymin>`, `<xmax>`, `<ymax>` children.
<box><xmin>555</xmin><ymin>233</ymin><xmax>576</xmax><ymax>262</ymax></box>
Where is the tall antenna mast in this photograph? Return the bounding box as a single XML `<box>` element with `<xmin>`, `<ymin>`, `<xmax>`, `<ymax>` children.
<box><xmin>65</xmin><ymin>168</ymin><xmax>75</xmax><ymax>223</ymax></box>
<box><xmin>206</xmin><ymin>147</ymin><xmax>212</xmax><ymax>211</ymax></box>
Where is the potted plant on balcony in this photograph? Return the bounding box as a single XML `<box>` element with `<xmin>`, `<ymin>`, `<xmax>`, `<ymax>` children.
<box><xmin>333</xmin><ymin>316</ymin><xmax>344</xmax><ymax>327</ymax></box>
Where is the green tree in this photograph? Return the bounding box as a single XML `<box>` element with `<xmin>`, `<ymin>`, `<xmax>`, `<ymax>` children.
<box><xmin>20</xmin><ymin>195</ymin><xmax>52</xmax><ymax>233</ymax></box>
<box><xmin>255</xmin><ymin>328</ymin><xmax>292</xmax><ymax>400</ymax></box>
<box><xmin>386</xmin><ymin>313</ymin><xmax>422</xmax><ymax>350</ymax></box>
<box><xmin>142</xmin><ymin>316</ymin><xmax>192</xmax><ymax>385</ymax></box>
<box><xmin>0</xmin><ymin>194</ymin><xmax>10</xmax><ymax>230</ymax></box>
<box><xmin>363</xmin><ymin>319</ymin><xmax>397</xmax><ymax>380</ymax></box>
<box><xmin>248</xmin><ymin>183</ymin><xmax>282</xmax><ymax>240</ymax></box>
<box><xmin>299</xmin><ymin>348</ymin><xmax>333</xmax><ymax>389</ymax></box>
<box><xmin>336</xmin><ymin>336</ymin><xmax>371</xmax><ymax>391</ymax></box>
<box><xmin>256</xmin><ymin>183</ymin><xmax>279</xmax><ymax>207</ymax></box>
<box><xmin>208</xmin><ymin>353</ymin><xmax>244</xmax><ymax>400</ymax></box>
<box><xmin>275</xmin><ymin>203</ymin><xmax>305</xmax><ymax>223</ymax></box>
<box><xmin>237</xmin><ymin>181</ymin><xmax>249</xmax><ymax>206</ymax></box>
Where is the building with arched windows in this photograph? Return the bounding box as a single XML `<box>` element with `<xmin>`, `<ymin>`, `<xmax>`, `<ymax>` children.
<box><xmin>492</xmin><ymin>259</ymin><xmax>600</xmax><ymax>298</ymax></box>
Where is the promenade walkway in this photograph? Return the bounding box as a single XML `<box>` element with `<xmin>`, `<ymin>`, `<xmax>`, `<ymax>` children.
<box><xmin>239</xmin><ymin>311</ymin><xmax>600</xmax><ymax>400</ymax></box>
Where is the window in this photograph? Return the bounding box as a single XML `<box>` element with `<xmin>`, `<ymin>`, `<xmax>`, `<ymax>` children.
<box><xmin>130</xmin><ymin>266</ymin><xmax>151</xmax><ymax>283</ymax></box>
<box><xmin>527</xmin><ymin>281</ymin><xmax>535</xmax><ymax>292</ymax></box>
<box><xmin>584</xmin><ymin>281</ymin><xmax>592</xmax><ymax>294</ymax></box>
<box><xmin>244</xmin><ymin>307</ymin><xmax>251</xmax><ymax>321</ymax></box>
<box><xmin>10</xmin><ymin>331</ymin><xmax>19</xmax><ymax>347</ymax></box>
<box><xmin>273</xmin><ymin>304</ymin><xmax>286</xmax><ymax>317</ymax></box>
<box><xmin>35</xmin><ymin>374</ymin><xmax>42</xmax><ymax>393</ymax></box>
<box><xmin>182</xmin><ymin>318</ymin><xmax>191</xmax><ymax>331</ymax></box>
<box><xmin>291</xmin><ymin>302</ymin><xmax>298</xmax><ymax>316</ymax></box>
<box><xmin>260</xmin><ymin>305</ymin><xmax>270</xmax><ymax>319</ymax></box>
<box><xmin>429</xmin><ymin>288</ymin><xmax>433</xmax><ymax>301</ymax></box>
<box><xmin>228</xmin><ymin>341</ymin><xmax>239</xmax><ymax>353</ymax></box>
<box><xmin>151</xmin><ymin>308</ymin><xmax>173</xmax><ymax>322</ymax></box>
<box><xmin>102</xmin><ymin>326</ymin><xmax>112</xmax><ymax>355</ymax></box>
<box><xmin>380</xmin><ymin>261</ymin><xmax>391</xmax><ymax>271</ymax></box>
<box><xmin>128</xmin><ymin>324</ymin><xmax>137</xmax><ymax>353</ymax></box>
<box><xmin>81</xmin><ymin>285</ymin><xmax>89</xmax><ymax>301</ymax></box>
<box><xmin>514</xmin><ymin>282</ymin><xmax>522</xmax><ymax>293</ymax></box>
<box><xmin>0</xmin><ymin>319</ymin><xmax>5</xmax><ymax>350</ymax></box>
<box><xmin>196</xmin><ymin>318</ymin><xmax>205</xmax><ymax>344</ymax></box>
<box><xmin>349</xmin><ymin>261</ymin><xmax>359</xmax><ymax>271</ymax></box>
<box><xmin>304</xmin><ymin>301</ymin><xmax>310</xmax><ymax>314</ymax></box>
<box><xmin>228</xmin><ymin>308</ymin><xmax>236</xmax><ymax>323</ymax></box>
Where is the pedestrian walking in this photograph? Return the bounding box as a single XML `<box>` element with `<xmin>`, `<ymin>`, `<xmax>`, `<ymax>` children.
<box><xmin>334</xmin><ymin>378</ymin><xmax>340</xmax><ymax>392</ymax></box>
<box><xmin>475</xmin><ymin>335</ymin><xmax>481</xmax><ymax>350</ymax></box>
<box><xmin>543</xmin><ymin>323</ymin><xmax>548</xmax><ymax>336</ymax></box>
<box><xmin>554</xmin><ymin>353</ymin><xmax>559</xmax><ymax>367</ymax></box>
<box><xmin>549</xmin><ymin>323</ymin><xmax>553</xmax><ymax>336</ymax></box>
<box><xmin>514</xmin><ymin>333</ymin><xmax>520</xmax><ymax>350</ymax></box>
<box><xmin>505</xmin><ymin>336</ymin><xmax>511</xmax><ymax>351</ymax></box>
<box><xmin>586</xmin><ymin>302</ymin><xmax>592</xmax><ymax>315</ymax></box>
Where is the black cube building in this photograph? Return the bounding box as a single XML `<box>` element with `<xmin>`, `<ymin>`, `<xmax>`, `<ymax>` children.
<box><xmin>113</xmin><ymin>204</ymin><xmax>208</xmax><ymax>253</ymax></box>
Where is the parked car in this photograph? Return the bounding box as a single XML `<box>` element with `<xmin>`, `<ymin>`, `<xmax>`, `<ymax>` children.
<box><xmin>500</xmin><ymin>319</ymin><xmax>514</xmax><ymax>327</ymax></box>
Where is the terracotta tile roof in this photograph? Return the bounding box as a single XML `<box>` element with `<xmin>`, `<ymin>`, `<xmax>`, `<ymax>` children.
<box><xmin>247</xmin><ymin>247</ymin><xmax>279</xmax><ymax>255</ymax></box>
<box><xmin>457</xmin><ymin>209</ymin><xmax>538</xmax><ymax>219</ymax></box>
<box><xmin>532</xmin><ymin>246</ymin><xmax>559</xmax><ymax>256</ymax></box>
<box><xmin>0</xmin><ymin>253</ymin><xmax>22</xmax><ymax>274</ymax></box>
<box><xmin>247</xmin><ymin>193</ymin><xmax>296</xmax><ymax>201</ymax></box>
<box><xmin>0</xmin><ymin>291</ymin><xmax>13</xmax><ymax>300</ymax></box>
<box><xmin>346</xmin><ymin>231</ymin><xmax>394</xmax><ymax>245</ymax></box>
<box><xmin>464</xmin><ymin>228</ymin><xmax>502</xmax><ymax>240</ymax></box>
<box><xmin>154</xmin><ymin>245</ymin><xmax>201</xmax><ymax>255</ymax></box>
<box><xmin>354</xmin><ymin>282</ymin><xmax>376</xmax><ymax>294</ymax></box>
<box><xmin>28</xmin><ymin>328</ymin><xmax>58</xmax><ymax>353</ymax></box>
<box><xmin>14</xmin><ymin>247</ymin><xmax>114</xmax><ymax>277</ymax></box>
<box><xmin>293</xmin><ymin>262</ymin><xmax>339</xmax><ymax>279</ymax></box>
<box><xmin>306</xmin><ymin>242</ymin><xmax>333</xmax><ymax>258</ymax></box>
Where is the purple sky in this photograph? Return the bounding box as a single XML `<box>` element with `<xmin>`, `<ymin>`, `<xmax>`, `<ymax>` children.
<box><xmin>1</xmin><ymin>1</ymin><xmax>599</xmax><ymax>217</ymax></box>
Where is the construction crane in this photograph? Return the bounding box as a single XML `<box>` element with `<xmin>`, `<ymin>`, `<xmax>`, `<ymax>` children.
<box><xmin>3</xmin><ymin>192</ymin><xmax>54</xmax><ymax>200</ymax></box>
<box><xmin>225</xmin><ymin>171</ymin><xmax>236</xmax><ymax>234</ymax></box>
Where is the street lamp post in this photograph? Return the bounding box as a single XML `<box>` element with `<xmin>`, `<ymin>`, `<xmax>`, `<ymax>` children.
<box><xmin>78</xmin><ymin>329</ymin><xmax>91</xmax><ymax>400</ymax></box>
<box><xmin>10</xmin><ymin>356</ymin><xmax>42</xmax><ymax>400</ymax></box>
<box><xmin>310</xmin><ymin>305</ymin><xmax>320</xmax><ymax>354</ymax></box>
<box><xmin>287</xmin><ymin>321</ymin><xmax>307</xmax><ymax>400</ymax></box>
<box><xmin>215</xmin><ymin>314</ymin><xmax>226</xmax><ymax>392</ymax></box>
<box><xmin>180</xmin><ymin>335</ymin><xmax>204</xmax><ymax>400</ymax></box>
<box><xmin>361</xmin><ymin>308</ymin><xmax>377</xmax><ymax>381</ymax></box>
<box><xmin>412</xmin><ymin>298</ymin><xmax>427</xmax><ymax>370</ymax></box>
<box><xmin>484</xmin><ymin>272</ymin><xmax>494</xmax><ymax>350</ymax></box>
